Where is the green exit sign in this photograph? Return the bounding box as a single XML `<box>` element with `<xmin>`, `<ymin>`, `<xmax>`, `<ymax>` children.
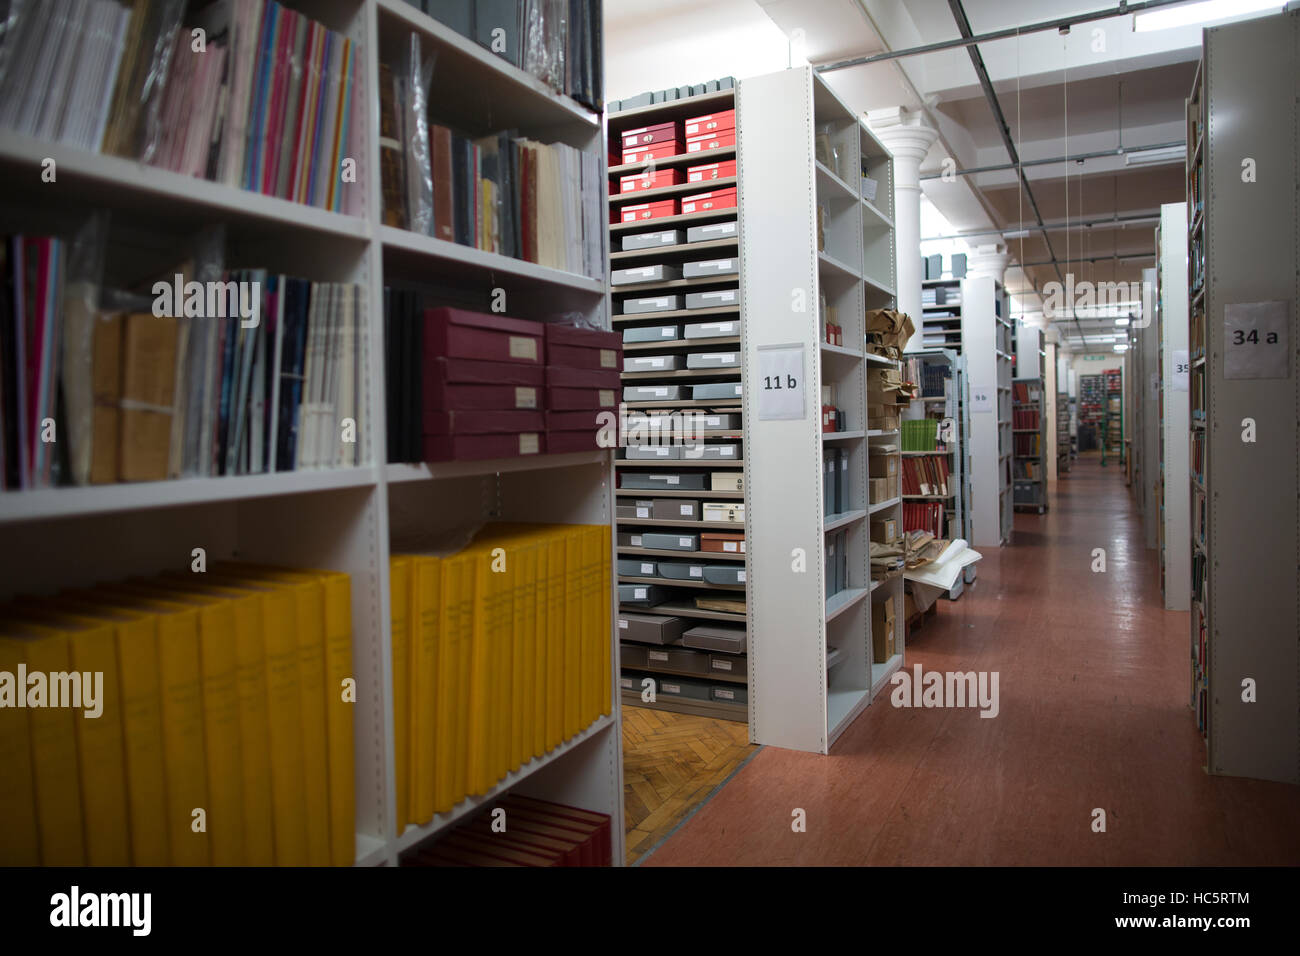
<box><xmin>1082</xmin><ymin>354</ymin><xmax>1108</xmax><ymax>361</ymax></box>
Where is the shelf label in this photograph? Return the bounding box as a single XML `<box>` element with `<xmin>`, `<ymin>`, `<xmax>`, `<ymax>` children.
<box><xmin>971</xmin><ymin>386</ymin><xmax>993</xmax><ymax>413</ymax></box>
<box><xmin>1172</xmin><ymin>349</ymin><xmax>1189</xmax><ymax>392</ymax></box>
<box><xmin>757</xmin><ymin>345</ymin><xmax>806</xmax><ymax>421</ymax></box>
<box><xmin>1224</xmin><ymin>301</ymin><xmax>1289</xmax><ymax>379</ymax></box>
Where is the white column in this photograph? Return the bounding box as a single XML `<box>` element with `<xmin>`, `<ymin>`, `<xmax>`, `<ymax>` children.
<box><xmin>866</xmin><ymin>107</ymin><xmax>938</xmax><ymax>335</ymax></box>
<box><xmin>967</xmin><ymin>242</ymin><xmax>1009</xmax><ymax>282</ymax></box>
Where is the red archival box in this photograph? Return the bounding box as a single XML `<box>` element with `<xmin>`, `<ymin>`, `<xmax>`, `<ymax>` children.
<box><xmin>547</xmin><ymin>430</ymin><xmax>604</xmax><ymax>454</ymax></box>
<box><xmin>621</xmin><ymin>141</ymin><xmax>682</xmax><ymax>165</ymax></box>
<box><xmin>620</xmin><ymin>120</ymin><xmax>680</xmax><ymax>150</ymax></box>
<box><xmin>685</xmin><ymin>130</ymin><xmax>736</xmax><ymax>153</ymax></box>
<box><xmin>424</xmin><ymin>409</ymin><xmax>545</xmax><ymax>434</ymax></box>
<box><xmin>423</xmin><ymin>380</ymin><xmax>541</xmax><ymax>416</ymax></box>
<box><xmin>546</xmin><ymin>385</ymin><xmax>618</xmax><ymax>410</ymax></box>
<box><xmin>545</xmin><ymin>410</ymin><xmax>607</xmax><ymax>431</ymax></box>
<box><xmin>617</xmin><ymin>167</ymin><xmax>686</xmax><ymax>194</ymax></box>
<box><xmin>619</xmin><ymin>199</ymin><xmax>678</xmax><ymax>223</ymax></box>
<box><xmin>422</xmin><ymin>432</ymin><xmax>545</xmax><ymax>462</ymax></box>
<box><xmin>423</xmin><ymin>307</ymin><xmax>543</xmax><ymax>365</ymax></box>
<box><xmin>681</xmin><ymin>187</ymin><xmax>737</xmax><ymax>214</ymax></box>
<box><xmin>684</xmin><ymin>109</ymin><xmax>736</xmax><ymax>137</ymax></box>
<box><xmin>687</xmin><ymin>159</ymin><xmax>737</xmax><ymax>183</ymax></box>
<box><xmin>544</xmin><ymin>366</ymin><xmax>621</xmax><ymax>389</ymax></box>
<box><xmin>545</xmin><ymin>323</ymin><xmax>623</xmax><ymax>371</ymax></box>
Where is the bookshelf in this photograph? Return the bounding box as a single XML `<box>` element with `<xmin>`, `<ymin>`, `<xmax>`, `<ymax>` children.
<box><xmin>0</xmin><ymin>0</ymin><xmax>624</xmax><ymax>865</ymax></box>
<box><xmin>1012</xmin><ymin>324</ymin><xmax>1046</xmax><ymax>513</ymax></box>
<box><xmin>902</xmin><ymin>348</ymin><xmax>972</xmax><ymax>596</ymax></box>
<box><xmin>739</xmin><ymin>66</ymin><xmax>899</xmax><ymax>753</ymax></box>
<box><xmin>1186</xmin><ymin>9</ymin><xmax>1299</xmax><ymax>784</ymax></box>
<box><xmin>605</xmin><ymin>86</ymin><xmax>749</xmax><ymax>726</ymax></box>
<box><xmin>1155</xmin><ymin>203</ymin><xmax>1189</xmax><ymax>611</ymax></box>
<box><xmin>1135</xmin><ymin>266</ymin><xmax>1160</xmax><ymax>549</ymax></box>
<box><xmin>962</xmin><ymin>275</ymin><xmax>1013</xmax><ymax>546</ymax></box>
<box><xmin>918</xmin><ymin>278</ymin><xmax>963</xmax><ymax>352</ymax></box>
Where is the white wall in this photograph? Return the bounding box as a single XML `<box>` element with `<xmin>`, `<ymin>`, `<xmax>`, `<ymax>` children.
<box><xmin>604</xmin><ymin>0</ymin><xmax>800</xmax><ymax>100</ymax></box>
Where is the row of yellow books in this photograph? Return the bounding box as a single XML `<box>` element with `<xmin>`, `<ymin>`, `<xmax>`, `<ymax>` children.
<box><xmin>391</xmin><ymin>523</ymin><xmax>611</xmax><ymax>831</ymax></box>
<box><xmin>0</xmin><ymin>563</ymin><xmax>354</xmax><ymax>866</ymax></box>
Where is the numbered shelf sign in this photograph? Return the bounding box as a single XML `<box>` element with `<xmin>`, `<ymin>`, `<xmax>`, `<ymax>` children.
<box><xmin>1224</xmin><ymin>301</ymin><xmax>1289</xmax><ymax>380</ymax></box>
<box><xmin>757</xmin><ymin>345</ymin><xmax>805</xmax><ymax>420</ymax></box>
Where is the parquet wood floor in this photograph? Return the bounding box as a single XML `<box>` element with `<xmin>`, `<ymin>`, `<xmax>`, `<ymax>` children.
<box><xmin>621</xmin><ymin>704</ymin><xmax>755</xmax><ymax>863</ymax></box>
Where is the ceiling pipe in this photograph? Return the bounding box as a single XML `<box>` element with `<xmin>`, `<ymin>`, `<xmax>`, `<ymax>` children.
<box><xmin>919</xmin><ymin>141</ymin><xmax>1186</xmax><ymax>180</ymax></box>
<box><xmin>922</xmin><ymin>210</ymin><xmax>1163</xmax><ymax>242</ymax></box>
<box><xmin>816</xmin><ymin>0</ymin><xmax>1188</xmax><ymax>72</ymax></box>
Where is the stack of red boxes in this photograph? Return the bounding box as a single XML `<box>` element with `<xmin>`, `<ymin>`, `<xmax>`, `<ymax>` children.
<box><xmin>422</xmin><ymin>308</ymin><xmax>546</xmax><ymax>461</ymax></box>
<box><xmin>682</xmin><ymin>107</ymin><xmax>737</xmax><ymax>215</ymax></box>
<box><xmin>545</xmin><ymin>323</ymin><xmax>622</xmax><ymax>453</ymax></box>
<box><xmin>616</xmin><ymin>118</ymin><xmax>683</xmax><ymax>223</ymax></box>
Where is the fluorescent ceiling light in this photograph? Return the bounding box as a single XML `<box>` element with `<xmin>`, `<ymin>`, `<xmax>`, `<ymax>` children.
<box><xmin>1003</xmin><ymin>229</ymin><xmax>1031</xmax><ymax>239</ymax></box>
<box><xmin>1134</xmin><ymin>0</ymin><xmax>1283</xmax><ymax>32</ymax></box>
<box><xmin>1115</xmin><ymin>317</ymin><xmax>1131</xmax><ymax>326</ymax></box>
<box><xmin>1125</xmin><ymin>145</ymin><xmax>1186</xmax><ymax>166</ymax></box>
<box><xmin>1113</xmin><ymin>343</ymin><xmax>1130</xmax><ymax>352</ymax></box>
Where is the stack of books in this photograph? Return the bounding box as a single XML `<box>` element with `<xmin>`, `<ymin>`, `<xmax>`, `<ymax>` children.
<box><xmin>0</xmin><ymin>235</ymin><xmax>365</xmax><ymax>489</ymax></box>
<box><xmin>0</xmin><ymin>1</ymin><xmax>361</xmax><ymax>212</ymax></box>
<box><xmin>389</xmin><ymin>522</ymin><xmax>611</xmax><ymax>832</ymax></box>
<box><xmin>0</xmin><ymin>563</ymin><xmax>354</xmax><ymax>866</ymax></box>
<box><xmin>404</xmin><ymin>794</ymin><xmax>613</xmax><ymax>867</ymax></box>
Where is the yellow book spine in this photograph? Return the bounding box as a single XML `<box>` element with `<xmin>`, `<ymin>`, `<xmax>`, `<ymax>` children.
<box><xmin>409</xmin><ymin>556</ymin><xmax>439</xmax><ymax>827</ymax></box>
<box><xmin>16</xmin><ymin>629</ymin><xmax>85</xmax><ymax>865</ymax></box>
<box><xmin>466</xmin><ymin>549</ymin><xmax>494</xmax><ymax>796</ymax></box>
<box><xmin>203</xmin><ymin>574</ymin><xmax>309</xmax><ymax>866</ymax></box>
<box><xmin>389</xmin><ymin>556</ymin><xmax>411</xmax><ymax>835</ymax></box>
<box><xmin>599</xmin><ymin>527</ymin><xmax>612</xmax><ymax>716</ymax></box>
<box><xmin>564</xmin><ymin>529</ymin><xmax>584</xmax><ymax>740</ymax></box>
<box><xmin>583</xmin><ymin>525</ymin><xmax>602</xmax><ymax>729</ymax></box>
<box><xmin>62</xmin><ymin>600</ymin><xmax>169</xmax><ymax>866</ymax></box>
<box><xmin>66</xmin><ymin>621</ymin><xmax>132</xmax><ymax>866</ymax></box>
<box><xmin>150</xmin><ymin>607</ymin><xmax>210</xmax><ymax>866</ymax></box>
<box><xmin>531</xmin><ymin>541</ymin><xmax>548</xmax><ymax>761</ymax></box>
<box><xmin>0</xmin><ymin>637</ymin><xmax>40</xmax><ymax>865</ymax></box>
<box><xmin>227</xmin><ymin>593</ymin><xmax>275</xmax><ymax>867</ymax></box>
<box><xmin>509</xmin><ymin>540</ymin><xmax>533</xmax><ymax>773</ymax></box>
<box><xmin>488</xmin><ymin>539</ymin><xmax>510</xmax><ymax>791</ymax></box>
<box><xmin>290</xmin><ymin>581</ymin><xmax>332</xmax><ymax>866</ymax></box>
<box><xmin>317</xmin><ymin>572</ymin><xmax>355</xmax><ymax>866</ymax></box>
<box><xmin>546</xmin><ymin>534</ymin><xmax>566</xmax><ymax>751</ymax></box>
<box><xmin>432</xmin><ymin>556</ymin><xmax>459</xmax><ymax>814</ymax></box>
<box><xmin>451</xmin><ymin>552</ymin><xmax>475</xmax><ymax>804</ymax></box>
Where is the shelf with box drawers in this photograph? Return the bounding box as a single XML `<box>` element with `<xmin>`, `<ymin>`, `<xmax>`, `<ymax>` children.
<box><xmin>609</xmin><ymin>91</ymin><xmax>750</xmax><ymax>725</ymax></box>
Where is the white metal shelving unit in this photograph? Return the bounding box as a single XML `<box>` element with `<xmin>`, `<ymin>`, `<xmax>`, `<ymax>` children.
<box><xmin>1012</xmin><ymin>324</ymin><xmax>1046</xmax><ymax>514</ymax></box>
<box><xmin>738</xmin><ymin>66</ymin><xmax>898</xmax><ymax>754</ymax></box>
<box><xmin>918</xmin><ymin>277</ymin><xmax>963</xmax><ymax>352</ymax></box>
<box><xmin>962</xmin><ymin>276</ymin><xmax>1012</xmax><ymax>546</ymax></box>
<box><xmin>0</xmin><ymin>0</ymin><xmax>624</xmax><ymax>865</ymax></box>
<box><xmin>1185</xmin><ymin>11</ymin><xmax>1299</xmax><ymax>783</ymax></box>
<box><xmin>1155</xmin><ymin>203</ymin><xmax>1190</xmax><ymax>611</ymax></box>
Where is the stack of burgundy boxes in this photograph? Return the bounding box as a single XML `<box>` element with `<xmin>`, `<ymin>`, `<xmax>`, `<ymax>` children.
<box><xmin>422</xmin><ymin>307</ymin><xmax>622</xmax><ymax>461</ymax></box>
<box><xmin>613</xmin><ymin>108</ymin><xmax>738</xmax><ymax>226</ymax></box>
<box><xmin>423</xmin><ymin>308</ymin><xmax>547</xmax><ymax>461</ymax></box>
<box><xmin>545</xmin><ymin>323</ymin><xmax>622</xmax><ymax>453</ymax></box>
<box><xmin>404</xmin><ymin>795</ymin><xmax>613</xmax><ymax>867</ymax></box>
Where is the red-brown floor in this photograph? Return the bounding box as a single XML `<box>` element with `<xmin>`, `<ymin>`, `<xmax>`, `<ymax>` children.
<box><xmin>643</xmin><ymin>456</ymin><xmax>1300</xmax><ymax>866</ymax></box>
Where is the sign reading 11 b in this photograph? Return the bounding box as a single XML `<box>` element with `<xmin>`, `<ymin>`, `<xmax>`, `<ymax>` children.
<box><xmin>758</xmin><ymin>345</ymin><xmax>805</xmax><ymax>421</ymax></box>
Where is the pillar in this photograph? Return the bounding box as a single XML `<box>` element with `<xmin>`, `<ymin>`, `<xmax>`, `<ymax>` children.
<box><xmin>866</xmin><ymin>107</ymin><xmax>939</xmax><ymax>339</ymax></box>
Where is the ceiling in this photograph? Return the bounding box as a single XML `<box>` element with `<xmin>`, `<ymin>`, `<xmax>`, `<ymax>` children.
<box><xmin>605</xmin><ymin>0</ymin><xmax>1285</xmax><ymax>349</ymax></box>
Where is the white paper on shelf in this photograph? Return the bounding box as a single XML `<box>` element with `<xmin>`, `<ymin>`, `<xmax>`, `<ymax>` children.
<box><xmin>903</xmin><ymin>539</ymin><xmax>982</xmax><ymax>592</ymax></box>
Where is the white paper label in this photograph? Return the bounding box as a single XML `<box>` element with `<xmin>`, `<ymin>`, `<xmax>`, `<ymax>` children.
<box><xmin>648</xmin><ymin>357</ymin><xmax>666</xmax><ymax>367</ymax></box>
<box><xmin>970</xmin><ymin>386</ymin><xmax>993</xmax><ymax>413</ymax></box>
<box><xmin>723</xmin><ymin>542</ymin><xmax>737</xmax><ymax>552</ymax></box>
<box><xmin>636</xmin><ymin>507</ymin><xmax>649</xmax><ymax>518</ymax></box>
<box><xmin>666</xmin><ymin>476</ymin><xmax>680</xmax><ymax>485</ymax></box>
<box><xmin>758</xmin><ymin>345</ymin><xmax>806</xmax><ymax>421</ymax></box>
<box><xmin>650</xmin><ymin>387</ymin><xmax>668</xmax><ymax>396</ymax></box>
<box><xmin>631</xmin><ymin>535</ymin><xmax>643</xmax><ymax>546</ymax></box>
<box><xmin>634</xmin><ymin>588</ymin><xmax>647</xmax><ymax>599</ymax></box>
<box><xmin>601</xmin><ymin>349</ymin><xmax>617</xmax><ymax>368</ymax></box>
<box><xmin>679</xmin><ymin>537</ymin><xmax>692</xmax><ymax>547</ymax></box>
<box><xmin>719</xmin><ymin>447</ymin><xmax>735</xmax><ymax>457</ymax></box>
<box><xmin>713</xmin><ymin>659</ymin><xmax>732</xmax><ymax>671</ymax></box>
<box><xmin>715</xmin><ymin>688</ymin><xmax>735</xmax><ymax>700</ymax></box>
<box><xmin>740</xmin><ymin>541</ymin><xmax>746</xmax><ymax>552</ymax></box>
<box><xmin>702</xmin><ymin>353</ymin><xmax>736</xmax><ymax>362</ymax></box>
<box><xmin>618</xmin><ymin>619</ymin><xmax>628</xmax><ymax>629</ymax></box>
<box><xmin>1225</xmin><ymin>301</ymin><xmax>1289</xmax><ymax>379</ymax></box>
<box><xmin>508</xmin><ymin>336</ymin><xmax>538</xmax><ymax>361</ymax></box>
<box><xmin>1172</xmin><ymin>349</ymin><xmax>1190</xmax><ymax>392</ymax></box>
<box><xmin>515</xmin><ymin>387</ymin><xmax>537</xmax><ymax>409</ymax></box>
<box><xmin>661</xmin><ymin>328</ymin><xmax>674</xmax><ymax>337</ymax></box>
<box><xmin>738</xmin><ymin>570</ymin><xmax>746</xmax><ymax>582</ymax></box>
<box><xmin>679</xmin><ymin>504</ymin><xmax>691</xmax><ymax>514</ymax></box>
<box><xmin>519</xmin><ymin>433</ymin><xmax>540</xmax><ymax>454</ymax></box>
<box><xmin>649</xmin><ymin>651</ymin><xmax>669</xmax><ymax>662</ymax></box>
<box><xmin>600</xmin><ymin>389</ymin><xmax>615</xmax><ymax>406</ymax></box>
<box><xmin>663</xmin><ymin>683</ymin><xmax>681</xmax><ymax>693</ymax></box>
<box><xmin>690</xmin><ymin>567</ymin><xmax>702</xmax><ymax>577</ymax></box>
<box><xmin>640</xmin><ymin>563</ymin><xmax>653</xmax><ymax>574</ymax></box>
